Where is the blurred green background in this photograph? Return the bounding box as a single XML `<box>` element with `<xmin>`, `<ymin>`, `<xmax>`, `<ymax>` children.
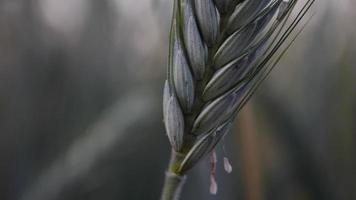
<box><xmin>0</xmin><ymin>0</ymin><xmax>355</xmax><ymax>200</ymax></box>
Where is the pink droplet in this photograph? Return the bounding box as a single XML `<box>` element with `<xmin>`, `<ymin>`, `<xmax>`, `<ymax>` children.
<box><xmin>224</xmin><ymin>157</ymin><xmax>232</xmax><ymax>173</ymax></box>
<box><xmin>211</xmin><ymin>150</ymin><xmax>217</xmax><ymax>164</ymax></box>
<box><xmin>209</xmin><ymin>175</ymin><xmax>218</xmax><ymax>195</ymax></box>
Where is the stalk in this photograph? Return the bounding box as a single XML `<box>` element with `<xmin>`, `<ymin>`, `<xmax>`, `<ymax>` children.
<box><xmin>160</xmin><ymin>172</ymin><xmax>186</xmax><ymax>200</ymax></box>
<box><xmin>160</xmin><ymin>151</ymin><xmax>186</xmax><ymax>200</ymax></box>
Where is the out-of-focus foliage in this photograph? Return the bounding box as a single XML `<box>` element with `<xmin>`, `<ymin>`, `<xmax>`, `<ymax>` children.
<box><xmin>0</xmin><ymin>0</ymin><xmax>355</xmax><ymax>200</ymax></box>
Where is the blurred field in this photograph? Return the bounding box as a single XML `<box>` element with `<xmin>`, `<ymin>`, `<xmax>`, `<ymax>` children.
<box><xmin>0</xmin><ymin>0</ymin><xmax>355</xmax><ymax>200</ymax></box>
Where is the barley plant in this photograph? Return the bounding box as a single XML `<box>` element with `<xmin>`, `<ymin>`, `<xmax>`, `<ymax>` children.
<box><xmin>160</xmin><ymin>0</ymin><xmax>314</xmax><ymax>199</ymax></box>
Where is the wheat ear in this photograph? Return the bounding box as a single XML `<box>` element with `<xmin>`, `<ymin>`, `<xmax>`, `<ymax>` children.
<box><xmin>161</xmin><ymin>0</ymin><xmax>314</xmax><ymax>199</ymax></box>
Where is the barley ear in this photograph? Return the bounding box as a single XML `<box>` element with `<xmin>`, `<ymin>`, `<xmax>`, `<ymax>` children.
<box><xmin>161</xmin><ymin>0</ymin><xmax>315</xmax><ymax>199</ymax></box>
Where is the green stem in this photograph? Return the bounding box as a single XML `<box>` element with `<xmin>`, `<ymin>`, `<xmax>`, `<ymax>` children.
<box><xmin>160</xmin><ymin>172</ymin><xmax>186</xmax><ymax>200</ymax></box>
<box><xmin>160</xmin><ymin>150</ymin><xmax>187</xmax><ymax>200</ymax></box>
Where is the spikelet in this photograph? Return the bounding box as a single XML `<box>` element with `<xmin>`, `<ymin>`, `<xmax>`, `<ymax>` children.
<box><xmin>163</xmin><ymin>0</ymin><xmax>315</xmax><ymax>173</ymax></box>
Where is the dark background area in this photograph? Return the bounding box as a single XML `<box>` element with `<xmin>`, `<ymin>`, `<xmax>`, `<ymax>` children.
<box><xmin>0</xmin><ymin>0</ymin><xmax>355</xmax><ymax>199</ymax></box>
